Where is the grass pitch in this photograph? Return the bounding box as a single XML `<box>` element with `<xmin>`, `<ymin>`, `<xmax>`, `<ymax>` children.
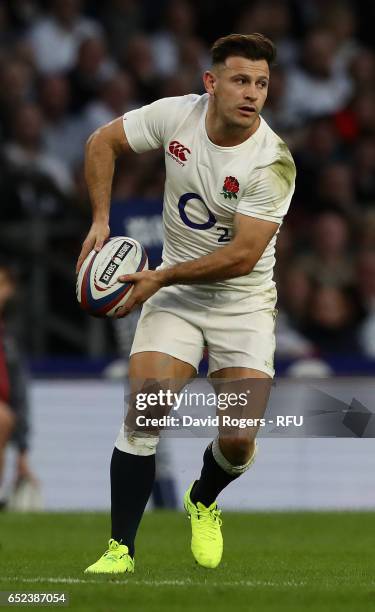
<box><xmin>0</xmin><ymin>511</ymin><xmax>373</xmax><ymax>611</ymax></box>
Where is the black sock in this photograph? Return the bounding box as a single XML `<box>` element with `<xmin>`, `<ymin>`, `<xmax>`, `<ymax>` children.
<box><xmin>110</xmin><ymin>446</ymin><xmax>155</xmax><ymax>558</ymax></box>
<box><xmin>190</xmin><ymin>443</ymin><xmax>239</xmax><ymax>507</ymax></box>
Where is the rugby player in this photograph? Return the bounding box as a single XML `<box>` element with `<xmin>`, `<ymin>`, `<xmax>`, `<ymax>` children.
<box><xmin>77</xmin><ymin>33</ymin><xmax>296</xmax><ymax>573</ymax></box>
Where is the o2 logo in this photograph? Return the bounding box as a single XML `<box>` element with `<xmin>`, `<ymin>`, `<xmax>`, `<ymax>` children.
<box><xmin>178</xmin><ymin>193</ymin><xmax>215</xmax><ymax>230</ymax></box>
<box><xmin>178</xmin><ymin>193</ymin><xmax>231</xmax><ymax>242</ymax></box>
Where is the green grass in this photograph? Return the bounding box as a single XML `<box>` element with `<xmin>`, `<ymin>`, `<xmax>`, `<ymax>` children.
<box><xmin>0</xmin><ymin>511</ymin><xmax>374</xmax><ymax>611</ymax></box>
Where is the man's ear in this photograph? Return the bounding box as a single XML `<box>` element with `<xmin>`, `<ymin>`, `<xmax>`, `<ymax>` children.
<box><xmin>203</xmin><ymin>70</ymin><xmax>217</xmax><ymax>95</ymax></box>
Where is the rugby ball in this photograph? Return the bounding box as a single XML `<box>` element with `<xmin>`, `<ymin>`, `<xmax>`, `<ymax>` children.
<box><xmin>76</xmin><ymin>236</ymin><xmax>148</xmax><ymax>317</ymax></box>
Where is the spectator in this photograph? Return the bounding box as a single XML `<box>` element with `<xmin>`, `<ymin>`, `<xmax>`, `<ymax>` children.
<box><xmin>27</xmin><ymin>0</ymin><xmax>101</xmax><ymax>74</ymax></box>
<box><xmin>3</xmin><ymin>103</ymin><xmax>73</xmax><ymax>217</ymax></box>
<box><xmin>111</xmin><ymin>154</ymin><xmax>144</xmax><ymax>200</ymax></box>
<box><xmin>39</xmin><ymin>74</ymin><xmax>87</xmax><ymax>171</ymax></box>
<box><xmin>281</xmin><ymin>266</ymin><xmax>313</xmax><ymax>324</ymax></box>
<box><xmin>354</xmin><ymin>136</ymin><xmax>375</xmax><ymax>205</ymax></box>
<box><xmin>122</xmin><ymin>34</ymin><xmax>159</xmax><ymax>104</ymax></box>
<box><xmin>334</xmin><ymin>87</ymin><xmax>375</xmax><ymax>143</ymax></box>
<box><xmin>274</xmin><ymin>223</ymin><xmax>295</xmax><ymax>281</ymax></box>
<box><xmin>302</xmin><ymin>286</ymin><xmax>362</xmax><ymax>354</ymax></box>
<box><xmin>99</xmin><ymin>0</ymin><xmax>142</xmax><ymax>60</ymax></box>
<box><xmin>293</xmin><ymin>117</ymin><xmax>345</xmax><ymax>209</ymax></box>
<box><xmin>295</xmin><ymin>209</ymin><xmax>355</xmax><ymax>286</ymax></box>
<box><xmin>320</xmin><ymin>2</ymin><xmax>359</xmax><ymax>74</ymax></box>
<box><xmin>357</xmin><ymin>251</ymin><xmax>375</xmax><ymax>356</ymax></box>
<box><xmin>235</xmin><ymin>0</ymin><xmax>297</xmax><ymax>67</ymax></box>
<box><xmin>275</xmin><ymin>266</ymin><xmax>314</xmax><ymax>358</ymax></box>
<box><xmin>317</xmin><ymin>163</ymin><xmax>357</xmax><ymax>214</ymax></box>
<box><xmin>158</xmin><ymin>71</ymin><xmax>199</xmax><ymax>99</ymax></box>
<box><xmin>178</xmin><ymin>36</ymin><xmax>209</xmax><ymax>92</ymax></box>
<box><xmin>352</xmin><ymin>91</ymin><xmax>375</xmax><ymax>136</ymax></box>
<box><xmin>350</xmin><ymin>48</ymin><xmax>375</xmax><ymax>93</ymax></box>
<box><xmin>0</xmin><ymin>59</ymin><xmax>35</xmax><ymax>139</ymax></box>
<box><xmin>0</xmin><ymin>262</ymin><xmax>38</xmax><ymax>510</ymax></box>
<box><xmin>83</xmin><ymin>70</ymin><xmax>137</xmax><ymax>134</ymax></box>
<box><xmin>151</xmin><ymin>0</ymin><xmax>196</xmax><ymax>77</ymax></box>
<box><xmin>275</xmin><ymin>311</ymin><xmax>314</xmax><ymax>358</ymax></box>
<box><xmin>357</xmin><ymin>250</ymin><xmax>375</xmax><ymax>310</ymax></box>
<box><xmin>285</xmin><ymin>28</ymin><xmax>353</xmax><ymax>122</ymax></box>
<box><xmin>359</xmin><ymin>211</ymin><xmax>375</xmax><ymax>251</ymax></box>
<box><xmin>68</xmin><ymin>35</ymin><xmax>117</xmax><ymax>111</ymax></box>
<box><xmin>5</xmin><ymin>1</ymin><xmax>41</xmax><ymax>33</ymax></box>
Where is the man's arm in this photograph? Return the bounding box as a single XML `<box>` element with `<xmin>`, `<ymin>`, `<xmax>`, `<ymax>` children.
<box><xmin>160</xmin><ymin>213</ymin><xmax>278</xmax><ymax>284</ymax></box>
<box><xmin>117</xmin><ymin>213</ymin><xmax>279</xmax><ymax>316</ymax></box>
<box><xmin>76</xmin><ymin>117</ymin><xmax>132</xmax><ymax>273</ymax></box>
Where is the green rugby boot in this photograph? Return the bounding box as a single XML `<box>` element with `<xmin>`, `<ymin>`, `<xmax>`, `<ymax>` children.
<box><xmin>184</xmin><ymin>482</ymin><xmax>223</xmax><ymax>569</ymax></box>
<box><xmin>84</xmin><ymin>539</ymin><xmax>135</xmax><ymax>574</ymax></box>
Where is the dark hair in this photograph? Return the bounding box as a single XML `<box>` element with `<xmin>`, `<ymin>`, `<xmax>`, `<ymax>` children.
<box><xmin>211</xmin><ymin>33</ymin><xmax>276</xmax><ymax>68</ymax></box>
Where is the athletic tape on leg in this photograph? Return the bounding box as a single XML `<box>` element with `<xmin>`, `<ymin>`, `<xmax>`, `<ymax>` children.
<box><xmin>212</xmin><ymin>437</ymin><xmax>258</xmax><ymax>476</ymax></box>
<box><xmin>115</xmin><ymin>423</ymin><xmax>159</xmax><ymax>456</ymax></box>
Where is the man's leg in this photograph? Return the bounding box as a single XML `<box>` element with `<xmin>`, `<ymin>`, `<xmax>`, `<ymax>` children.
<box><xmin>85</xmin><ymin>351</ymin><xmax>195</xmax><ymax>574</ymax></box>
<box><xmin>110</xmin><ymin>352</ymin><xmax>195</xmax><ymax>557</ymax></box>
<box><xmin>185</xmin><ymin>368</ymin><xmax>271</xmax><ymax>568</ymax></box>
<box><xmin>191</xmin><ymin>368</ymin><xmax>270</xmax><ymax>506</ymax></box>
<box><xmin>85</xmin><ymin>292</ymin><xmax>204</xmax><ymax>573</ymax></box>
<box><xmin>0</xmin><ymin>402</ymin><xmax>15</xmax><ymax>506</ymax></box>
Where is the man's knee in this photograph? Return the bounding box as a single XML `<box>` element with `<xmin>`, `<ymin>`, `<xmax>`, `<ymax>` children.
<box><xmin>218</xmin><ymin>435</ymin><xmax>256</xmax><ymax>466</ymax></box>
<box><xmin>0</xmin><ymin>403</ymin><xmax>16</xmax><ymax>443</ymax></box>
<box><xmin>125</xmin><ymin>378</ymin><xmax>174</xmax><ymax>435</ymax></box>
<box><xmin>115</xmin><ymin>423</ymin><xmax>160</xmax><ymax>456</ymax></box>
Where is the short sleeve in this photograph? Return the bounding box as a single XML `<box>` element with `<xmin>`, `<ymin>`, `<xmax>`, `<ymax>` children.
<box><xmin>237</xmin><ymin>156</ymin><xmax>296</xmax><ymax>224</ymax></box>
<box><xmin>123</xmin><ymin>97</ymin><xmax>181</xmax><ymax>154</ymax></box>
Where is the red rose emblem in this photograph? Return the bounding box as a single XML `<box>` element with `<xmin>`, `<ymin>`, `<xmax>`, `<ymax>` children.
<box><xmin>221</xmin><ymin>176</ymin><xmax>239</xmax><ymax>199</ymax></box>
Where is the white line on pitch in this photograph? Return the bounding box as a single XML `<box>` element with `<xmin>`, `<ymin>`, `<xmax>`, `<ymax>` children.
<box><xmin>2</xmin><ymin>576</ymin><xmax>307</xmax><ymax>588</ymax></box>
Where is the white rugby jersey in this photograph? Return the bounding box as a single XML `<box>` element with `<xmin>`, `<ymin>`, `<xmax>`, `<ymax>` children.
<box><xmin>122</xmin><ymin>93</ymin><xmax>295</xmax><ymax>293</ymax></box>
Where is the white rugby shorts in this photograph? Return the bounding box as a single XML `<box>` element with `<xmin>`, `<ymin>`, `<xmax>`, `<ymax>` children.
<box><xmin>130</xmin><ymin>285</ymin><xmax>278</xmax><ymax>377</ymax></box>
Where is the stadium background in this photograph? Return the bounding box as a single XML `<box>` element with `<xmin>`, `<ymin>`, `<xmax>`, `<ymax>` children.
<box><xmin>1</xmin><ymin>0</ymin><xmax>375</xmax><ymax>511</ymax></box>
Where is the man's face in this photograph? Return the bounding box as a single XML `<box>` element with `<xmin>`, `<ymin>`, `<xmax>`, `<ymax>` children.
<box><xmin>204</xmin><ymin>56</ymin><xmax>270</xmax><ymax>130</ymax></box>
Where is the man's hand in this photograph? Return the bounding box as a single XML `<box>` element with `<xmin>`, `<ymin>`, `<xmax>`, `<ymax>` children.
<box><xmin>115</xmin><ymin>270</ymin><xmax>165</xmax><ymax>317</ymax></box>
<box><xmin>76</xmin><ymin>221</ymin><xmax>110</xmax><ymax>273</ymax></box>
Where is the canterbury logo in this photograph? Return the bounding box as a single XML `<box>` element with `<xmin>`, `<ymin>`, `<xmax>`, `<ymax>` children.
<box><xmin>168</xmin><ymin>140</ymin><xmax>191</xmax><ymax>162</ymax></box>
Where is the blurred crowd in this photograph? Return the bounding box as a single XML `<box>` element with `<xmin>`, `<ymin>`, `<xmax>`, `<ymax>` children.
<box><xmin>0</xmin><ymin>0</ymin><xmax>374</xmax><ymax>359</ymax></box>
